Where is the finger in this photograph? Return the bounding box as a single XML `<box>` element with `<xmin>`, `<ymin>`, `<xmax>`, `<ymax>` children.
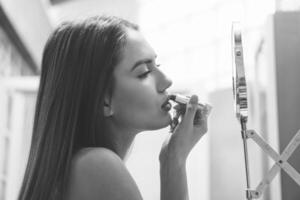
<box><xmin>173</xmin><ymin>104</ymin><xmax>186</xmax><ymax>113</ymax></box>
<box><xmin>173</xmin><ymin>104</ymin><xmax>181</xmax><ymax>110</ymax></box>
<box><xmin>173</xmin><ymin>104</ymin><xmax>186</xmax><ymax>119</ymax></box>
<box><xmin>181</xmin><ymin>95</ymin><xmax>198</xmax><ymax>125</ymax></box>
<box><xmin>193</xmin><ymin>109</ymin><xmax>202</xmax><ymax>124</ymax></box>
<box><xmin>194</xmin><ymin>110</ymin><xmax>208</xmax><ymax>133</ymax></box>
<box><xmin>169</xmin><ymin>116</ymin><xmax>179</xmax><ymax>133</ymax></box>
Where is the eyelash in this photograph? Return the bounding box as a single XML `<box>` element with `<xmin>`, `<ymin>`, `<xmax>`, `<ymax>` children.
<box><xmin>137</xmin><ymin>64</ymin><xmax>161</xmax><ymax>79</ymax></box>
<box><xmin>138</xmin><ymin>71</ymin><xmax>151</xmax><ymax>79</ymax></box>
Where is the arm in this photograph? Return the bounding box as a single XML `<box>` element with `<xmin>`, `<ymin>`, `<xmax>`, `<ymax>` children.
<box><xmin>66</xmin><ymin>148</ymin><xmax>143</xmax><ymax>200</ymax></box>
<box><xmin>160</xmin><ymin>151</ymin><xmax>188</xmax><ymax>200</ymax></box>
<box><xmin>159</xmin><ymin>95</ymin><xmax>209</xmax><ymax>200</ymax></box>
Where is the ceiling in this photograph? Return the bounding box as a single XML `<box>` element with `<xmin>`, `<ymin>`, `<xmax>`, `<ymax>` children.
<box><xmin>49</xmin><ymin>0</ymin><xmax>73</xmax><ymax>5</ymax></box>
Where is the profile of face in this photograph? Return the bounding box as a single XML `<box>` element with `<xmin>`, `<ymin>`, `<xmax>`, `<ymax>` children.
<box><xmin>105</xmin><ymin>28</ymin><xmax>173</xmax><ymax>133</ymax></box>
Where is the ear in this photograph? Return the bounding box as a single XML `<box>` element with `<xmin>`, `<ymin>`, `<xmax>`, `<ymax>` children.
<box><xmin>103</xmin><ymin>96</ymin><xmax>114</xmax><ymax>117</ymax></box>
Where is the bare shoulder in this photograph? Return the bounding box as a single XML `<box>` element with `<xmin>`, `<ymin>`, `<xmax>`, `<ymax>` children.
<box><xmin>66</xmin><ymin>147</ymin><xmax>143</xmax><ymax>200</ymax></box>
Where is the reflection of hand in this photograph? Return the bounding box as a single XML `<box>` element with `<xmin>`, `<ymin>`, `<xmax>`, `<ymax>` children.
<box><xmin>160</xmin><ymin>95</ymin><xmax>209</xmax><ymax>165</ymax></box>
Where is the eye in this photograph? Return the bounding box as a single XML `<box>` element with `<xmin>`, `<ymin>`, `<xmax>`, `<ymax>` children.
<box><xmin>138</xmin><ymin>71</ymin><xmax>152</xmax><ymax>79</ymax></box>
<box><xmin>136</xmin><ymin>62</ymin><xmax>160</xmax><ymax>79</ymax></box>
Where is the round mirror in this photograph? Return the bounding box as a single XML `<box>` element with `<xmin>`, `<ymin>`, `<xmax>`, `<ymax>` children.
<box><xmin>232</xmin><ymin>22</ymin><xmax>248</xmax><ymax>122</ymax></box>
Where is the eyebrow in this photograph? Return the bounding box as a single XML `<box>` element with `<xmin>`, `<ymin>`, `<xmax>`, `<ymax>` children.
<box><xmin>130</xmin><ymin>55</ymin><xmax>157</xmax><ymax>72</ymax></box>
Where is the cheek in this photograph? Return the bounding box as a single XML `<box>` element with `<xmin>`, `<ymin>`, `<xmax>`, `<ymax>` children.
<box><xmin>115</xmin><ymin>80</ymin><xmax>153</xmax><ymax>107</ymax></box>
<box><xmin>112</xmin><ymin>79</ymin><xmax>156</xmax><ymax>125</ymax></box>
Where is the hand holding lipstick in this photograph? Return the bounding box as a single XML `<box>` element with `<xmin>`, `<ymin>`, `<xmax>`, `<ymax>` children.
<box><xmin>160</xmin><ymin>95</ymin><xmax>211</xmax><ymax>165</ymax></box>
<box><xmin>169</xmin><ymin>94</ymin><xmax>212</xmax><ymax>133</ymax></box>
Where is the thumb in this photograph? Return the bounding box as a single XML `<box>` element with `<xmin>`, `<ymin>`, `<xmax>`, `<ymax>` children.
<box><xmin>181</xmin><ymin>95</ymin><xmax>198</xmax><ymax>125</ymax></box>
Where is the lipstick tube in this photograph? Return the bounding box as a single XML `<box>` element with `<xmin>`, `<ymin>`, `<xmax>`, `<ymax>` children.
<box><xmin>169</xmin><ymin>94</ymin><xmax>212</xmax><ymax>115</ymax></box>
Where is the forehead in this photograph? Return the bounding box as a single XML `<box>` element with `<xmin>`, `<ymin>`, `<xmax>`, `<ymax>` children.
<box><xmin>115</xmin><ymin>29</ymin><xmax>156</xmax><ymax>72</ymax></box>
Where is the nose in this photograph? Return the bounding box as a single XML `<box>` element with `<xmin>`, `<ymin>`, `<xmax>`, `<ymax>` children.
<box><xmin>156</xmin><ymin>68</ymin><xmax>173</xmax><ymax>93</ymax></box>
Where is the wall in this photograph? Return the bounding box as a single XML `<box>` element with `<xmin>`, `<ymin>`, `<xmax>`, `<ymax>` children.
<box><xmin>47</xmin><ymin>0</ymin><xmax>140</xmax><ymax>25</ymax></box>
<box><xmin>273</xmin><ymin>11</ymin><xmax>300</xmax><ymax>200</ymax></box>
<box><xmin>0</xmin><ymin>0</ymin><xmax>53</xmax><ymax>68</ymax></box>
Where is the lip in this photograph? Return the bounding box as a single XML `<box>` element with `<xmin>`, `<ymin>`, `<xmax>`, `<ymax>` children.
<box><xmin>161</xmin><ymin>96</ymin><xmax>171</xmax><ymax>108</ymax></box>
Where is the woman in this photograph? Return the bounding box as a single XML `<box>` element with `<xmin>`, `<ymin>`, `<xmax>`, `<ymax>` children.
<box><xmin>18</xmin><ymin>15</ymin><xmax>209</xmax><ymax>200</ymax></box>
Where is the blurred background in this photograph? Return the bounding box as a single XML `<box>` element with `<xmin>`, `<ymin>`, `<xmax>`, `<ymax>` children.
<box><xmin>0</xmin><ymin>0</ymin><xmax>300</xmax><ymax>199</ymax></box>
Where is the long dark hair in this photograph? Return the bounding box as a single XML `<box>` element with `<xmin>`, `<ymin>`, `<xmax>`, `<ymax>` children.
<box><xmin>18</xmin><ymin>16</ymin><xmax>138</xmax><ymax>200</ymax></box>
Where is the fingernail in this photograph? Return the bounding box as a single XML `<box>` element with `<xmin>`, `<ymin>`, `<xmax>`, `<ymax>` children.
<box><xmin>190</xmin><ymin>95</ymin><xmax>198</xmax><ymax>104</ymax></box>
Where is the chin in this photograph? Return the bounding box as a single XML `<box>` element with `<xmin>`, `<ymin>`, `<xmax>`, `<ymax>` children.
<box><xmin>151</xmin><ymin>114</ymin><xmax>172</xmax><ymax>130</ymax></box>
<box><xmin>138</xmin><ymin>111</ymin><xmax>172</xmax><ymax>131</ymax></box>
<box><xmin>146</xmin><ymin>124</ymin><xmax>170</xmax><ymax>131</ymax></box>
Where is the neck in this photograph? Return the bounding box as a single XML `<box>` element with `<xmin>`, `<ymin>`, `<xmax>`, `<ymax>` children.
<box><xmin>104</xmin><ymin>118</ymin><xmax>140</xmax><ymax>160</ymax></box>
<box><xmin>113</xmin><ymin>129</ymin><xmax>136</xmax><ymax>160</ymax></box>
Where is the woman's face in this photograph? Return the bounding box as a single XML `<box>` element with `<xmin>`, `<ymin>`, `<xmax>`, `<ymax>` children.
<box><xmin>109</xmin><ymin>28</ymin><xmax>173</xmax><ymax>132</ymax></box>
